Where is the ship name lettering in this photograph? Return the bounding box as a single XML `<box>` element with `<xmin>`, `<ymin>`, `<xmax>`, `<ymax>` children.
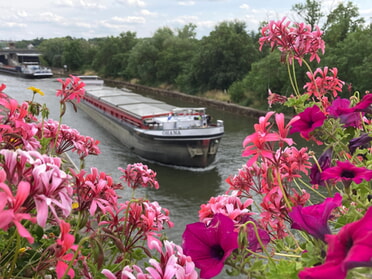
<box><xmin>163</xmin><ymin>130</ymin><xmax>181</xmax><ymax>135</ymax></box>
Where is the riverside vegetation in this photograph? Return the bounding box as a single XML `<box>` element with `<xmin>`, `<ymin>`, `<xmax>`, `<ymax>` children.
<box><xmin>0</xmin><ymin>15</ymin><xmax>371</xmax><ymax>279</ymax></box>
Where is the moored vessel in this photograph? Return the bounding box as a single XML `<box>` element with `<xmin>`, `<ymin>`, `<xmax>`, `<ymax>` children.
<box><xmin>79</xmin><ymin>86</ymin><xmax>224</xmax><ymax>168</ymax></box>
<box><xmin>0</xmin><ymin>48</ymin><xmax>53</xmax><ymax>78</ymax></box>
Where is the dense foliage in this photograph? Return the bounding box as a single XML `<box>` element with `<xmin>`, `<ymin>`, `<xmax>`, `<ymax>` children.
<box><xmin>10</xmin><ymin>0</ymin><xmax>372</xmax><ymax>109</ymax></box>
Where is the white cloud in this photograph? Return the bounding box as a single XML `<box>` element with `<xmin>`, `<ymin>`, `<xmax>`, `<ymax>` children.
<box><xmin>116</xmin><ymin>0</ymin><xmax>146</xmax><ymax>7</ymax></box>
<box><xmin>56</xmin><ymin>0</ymin><xmax>74</xmax><ymax>7</ymax></box>
<box><xmin>240</xmin><ymin>4</ymin><xmax>249</xmax><ymax>10</ymax></box>
<box><xmin>3</xmin><ymin>22</ymin><xmax>27</xmax><ymax>28</ymax></box>
<box><xmin>140</xmin><ymin>9</ymin><xmax>157</xmax><ymax>16</ymax></box>
<box><xmin>78</xmin><ymin>0</ymin><xmax>106</xmax><ymax>9</ymax></box>
<box><xmin>36</xmin><ymin>12</ymin><xmax>66</xmax><ymax>24</ymax></box>
<box><xmin>112</xmin><ymin>16</ymin><xmax>146</xmax><ymax>24</ymax></box>
<box><xmin>178</xmin><ymin>1</ymin><xmax>195</xmax><ymax>6</ymax></box>
<box><xmin>56</xmin><ymin>0</ymin><xmax>106</xmax><ymax>9</ymax></box>
<box><xmin>169</xmin><ymin>15</ymin><xmax>199</xmax><ymax>25</ymax></box>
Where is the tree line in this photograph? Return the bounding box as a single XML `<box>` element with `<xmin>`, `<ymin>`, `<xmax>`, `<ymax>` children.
<box><xmin>10</xmin><ymin>0</ymin><xmax>372</xmax><ymax>110</ymax></box>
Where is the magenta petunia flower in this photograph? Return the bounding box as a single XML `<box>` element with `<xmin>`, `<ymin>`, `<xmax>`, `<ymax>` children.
<box><xmin>321</xmin><ymin>160</ymin><xmax>372</xmax><ymax>185</ymax></box>
<box><xmin>336</xmin><ymin>93</ymin><xmax>372</xmax><ymax>115</ymax></box>
<box><xmin>327</xmin><ymin>98</ymin><xmax>362</xmax><ymax>128</ymax></box>
<box><xmin>289</xmin><ymin>192</ymin><xmax>342</xmax><ymax>242</ymax></box>
<box><xmin>310</xmin><ymin>148</ymin><xmax>333</xmax><ymax>186</ymax></box>
<box><xmin>182</xmin><ymin>213</ymin><xmax>238</xmax><ymax>279</ymax></box>
<box><xmin>299</xmin><ymin>206</ymin><xmax>372</xmax><ymax>279</ymax></box>
<box><xmin>243</xmin><ymin>217</ymin><xmax>271</xmax><ymax>253</ymax></box>
<box><xmin>348</xmin><ymin>133</ymin><xmax>372</xmax><ymax>155</ymax></box>
<box><xmin>290</xmin><ymin>105</ymin><xmax>326</xmax><ymax>140</ymax></box>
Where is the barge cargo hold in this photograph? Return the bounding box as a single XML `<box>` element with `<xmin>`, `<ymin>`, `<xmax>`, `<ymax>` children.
<box><xmin>79</xmin><ymin>86</ymin><xmax>224</xmax><ymax>168</ymax></box>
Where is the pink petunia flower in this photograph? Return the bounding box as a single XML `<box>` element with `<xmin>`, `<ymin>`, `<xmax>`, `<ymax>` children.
<box><xmin>299</xmin><ymin>206</ymin><xmax>372</xmax><ymax>279</ymax></box>
<box><xmin>321</xmin><ymin>160</ymin><xmax>372</xmax><ymax>185</ymax></box>
<box><xmin>182</xmin><ymin>213</ymin><xmax>238</xmax><ymax>279</ymax></box>
<box><xmin>289</xmin><ymin>192</ymin><xmax>342</xmax><ymax>242</ymax></box>
<box><xmin>290</xmin><ymin>105</ymin><xmax>326</xmax><ymax>141</ymax></box>
<box><xmin>327</xmin><ymin>98</ymin><xmax>363</xmax><ymax>128</ymax></box>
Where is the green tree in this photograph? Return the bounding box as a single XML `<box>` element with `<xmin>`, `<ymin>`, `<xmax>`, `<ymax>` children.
<box><xmin>184</xmin><ymin>20</ymin><xmax>259</xmax><ymax>94</ymax></box>
<box><xmin>38</xmin><ymin>37</ymin><xmax>67</xmax><ymax>67</ymax></box>
<box><xmin>126</xmin><ymin>38</ymin><xmax>159</xmax><ymax>84</ymax></box>
<box><xmin>177</xmin><ymin>23</ymin><xmax>197</xmax><ymax>39</ymax></box>
<box><xmin>291</xmin><ymin>0</ymin><xmax>323</xmax><ymax>29</ymax></box>
<box><xmin>323</xmin><ymin>1</ymin><xmax>364</xmax><ymax>46</ymax></box>
<box><xmin>228</xmin><ymin>51</ymin><xmax>290</xmax><ymax>108</ymax></box>
<box><xmin>155</xmin><ymin>26</ymin><xmax>198</xmax><ymax>86</ymax></box>
<box><xmin>126</xmin><ymin>26</ymin><xmax>198</xmax><ymax>86</ymax></box>
<box><xmin>322</xmin><ymin>26</ymin><xmax>372</xmax><ymax>93</ymax></box>
<box><xmin>62</xmin><ymin>38</ymin><xmax>88</xmax><ymax>71</ymax></box>
<box><xmin>92</xmin><ymin>32</ymin><xmax>137</xmax><ymax>78</ymax></box>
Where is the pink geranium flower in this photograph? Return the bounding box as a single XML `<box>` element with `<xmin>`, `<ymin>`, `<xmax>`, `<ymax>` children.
<box><xmin>0</xmin><ymin>149</ymin><xmax>73</xmax><ymax>227</ymax></box>
<box><xmin>70</xmin><ymin>167</ymin><xmax>120</xmax><ymax>216</ymax></box>
<box><xmin>299</xmin><ymin>206</ymin><xmax>372</xmax><ymax>279</ymax></box>
<box><xmin>0</xmin><ymin>178</ymin><xmax>36</xmax><ymax>243</ymax></box>
<box><xmin>304</xmin><ymin>67</ymin><xmax>344</xmax><ymax>99</ymax></box>
<box><xmin>242</xmin><ymin>111</ymin><xmax>295</xmax><ymax>166</ymax></box>
<box><xmin>55</xmin><ymin>220</ymin><xmax>78</xmax><ymax>279</ymax></box>
<box><xmin>119</xmin><ymin>163</ymin><xmax>159</xmax><ymax>190</ymax></box>
<box><xmin>259</xmin><ymin>17</ymin><xmax>325</xmax><ymax>65</ymax></box>
<box><xmin>198</xmin><ymin>193</ymin><xmax>254</xmax><ymax>225</ymax></box>
<box><xmin>56</xmin><ymin>75</ymin><xmax>86</xmax><ymax>104</ymax></box>
<box><xmin>182</xmin><ymin>213</ymin><xmax>238</xmax><ymax>279</ymax></box>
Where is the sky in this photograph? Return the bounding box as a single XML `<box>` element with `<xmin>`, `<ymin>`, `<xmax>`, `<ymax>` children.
<box><xmin>0</xmin><ymin>0</ymin><xmax>371</xmax><ymax>41</ymax></box>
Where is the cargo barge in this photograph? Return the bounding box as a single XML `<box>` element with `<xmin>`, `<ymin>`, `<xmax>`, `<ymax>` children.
<box><xmin>79</xmin><ymin>86</ymin><xmax>224</xmax><ymax>168</ymax></box>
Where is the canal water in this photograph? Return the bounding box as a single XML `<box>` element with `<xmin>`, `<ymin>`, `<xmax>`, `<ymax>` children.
<box><xmin>0</xmin><ymin>74</ymin><xmax>275</xmax><ymax>278</ymax></box>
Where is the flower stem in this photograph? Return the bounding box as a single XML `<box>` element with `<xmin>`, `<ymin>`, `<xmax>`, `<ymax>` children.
<box><xmin>276</xmin><ymin>168</ymin><xmax>292</xmax><ymax>209</ymax></box>
<box><xmin>8</xmin><ymin>232</ymin><xmax>21</xmax><ymax>277</ymax></box>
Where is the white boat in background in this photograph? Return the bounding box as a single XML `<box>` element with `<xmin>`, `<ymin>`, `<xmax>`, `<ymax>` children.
<box><xmin>78</xmin><ymin>76</ymin><xmax>104</xmax><ymax>86</ymax></box>
<box><xmin>0</xmin><ymin>49</ymin><xmax>53</xmax><ymax>79</ymax></box>
<box><xmin>78</xmin><ymin>86</ymin><xmax>224</xmax><ymax>168</ymax></box>
<box><xmin>21</xmin><ymin>64</ymin><xmax>53</xmax><ymax>78</ymax></box>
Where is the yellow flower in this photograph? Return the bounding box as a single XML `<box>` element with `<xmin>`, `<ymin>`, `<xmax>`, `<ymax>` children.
<box><xmin>19</xmin><ymin>247</ymin><xmax>28</xmax><ymax>254</ymax></box>
<box><xmin>72</xmin><ymin>201</ymin><xmax>79</xmax><ymax>209</ymax></box>
<box><xmin>27</xmin><ymin>86</ymin><xmax>44</xmax><ymax>96</ymax></box>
